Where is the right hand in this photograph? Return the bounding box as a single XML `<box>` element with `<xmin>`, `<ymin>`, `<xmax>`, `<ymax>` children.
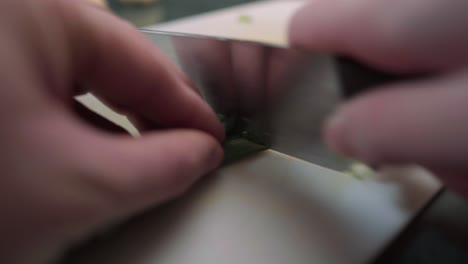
<box><xmin>289</xmin><ymin>0</ymin><xmax>468</xmax><ymax>196</ymax></box>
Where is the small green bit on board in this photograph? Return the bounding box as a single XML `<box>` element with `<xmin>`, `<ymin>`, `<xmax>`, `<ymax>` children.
<box><xmin>343</xmin><ymin>162</ymin><xmax>375</xmax><ymax>180</ymax></box>
<box><xmin>238</xmin><ymin>14</ymin><xmax>253</xmax><ymax>24</ymax></box>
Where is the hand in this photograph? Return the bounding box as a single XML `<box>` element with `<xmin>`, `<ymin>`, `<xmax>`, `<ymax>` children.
<box><xmin>0</xmin><ymin>0</ymin><xmax>224</xmax><ymax>262</ymax></box>
<box><xmin>289</xmin><ymin>0</ymin><xmax>468</xmax><ymax>195</ymax></box>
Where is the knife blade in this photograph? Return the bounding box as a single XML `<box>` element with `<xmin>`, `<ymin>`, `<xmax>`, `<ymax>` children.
<box><xmin>140</xmin><ymin>29</ymin><xmax>409</xmax><ymax>170</ymax></box>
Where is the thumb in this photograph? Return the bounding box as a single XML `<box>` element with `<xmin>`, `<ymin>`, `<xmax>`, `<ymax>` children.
<box><xmin>80</xmin><ymin>129</ymin><xmax>222</xmax><ymax>226</ymax></box>
<box><xmin>324</xmin><ymin>70</ymin><xmax>468</xmax><ymax>186</ymax></box>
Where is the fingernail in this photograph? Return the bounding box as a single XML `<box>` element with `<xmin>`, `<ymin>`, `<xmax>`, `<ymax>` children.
<box><xmin>207</xmin><ymin>144</ymin><xmax>224</xmax><ymax>171</ymax></box>
<box><xmin>325</xmin><ymin>106</ymin><xmax>376</xmax><ymax>163</ymax></box>
<box><xmin>288</xmin><ymin>4</ymin><xmax>313</xmax><ymax>47</ymax></box>
<box><xmin>324</xmin><ymin>109</ymin><xmax>354</xmax><ymax>157</ymax></box>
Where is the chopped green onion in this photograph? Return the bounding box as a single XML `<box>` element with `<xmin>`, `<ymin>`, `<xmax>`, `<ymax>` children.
<box><xmin>238</xmin><ymin>14</ymin><xmax>253</xmax><ymax>24</ymax></box>
<box><xmin>343</xmin><ymin>162</ymin><xmax>375</xmax><ymax>180</ymax></box>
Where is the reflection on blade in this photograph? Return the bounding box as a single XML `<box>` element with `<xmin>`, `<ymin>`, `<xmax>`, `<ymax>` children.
<box><xmin>141</xmin><ymin>30</ymin><xmax>353</xmax><ymax>170</ymax></box>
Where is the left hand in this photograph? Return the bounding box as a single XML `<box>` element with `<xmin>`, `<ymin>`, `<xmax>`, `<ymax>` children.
<box><xmin>0</xmin><ymin>0</ymin><xmax>223</xmax><ymax>262</ymax></box>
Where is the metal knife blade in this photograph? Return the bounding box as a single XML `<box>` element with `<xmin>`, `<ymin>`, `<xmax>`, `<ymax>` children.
<box><xmin>140</xmin><ymin>29</ymin><xmax>405</xmax><ymax>170</ymax></box>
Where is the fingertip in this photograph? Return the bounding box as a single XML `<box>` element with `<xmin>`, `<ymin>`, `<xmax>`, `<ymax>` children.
<box><xmin>324</xmin><ymin>99</ymin><xmax>379</xmax><ymax>164</ymax></box>
<box><xmin>184</xmin><ymin>89</ymin><xmax>226</xmax><ymax>142</ymax></box>
<box><xmin>147</xmin><ymin>130</ymin><xmax>223</xmax><ymax>180</ymax></box>
<box><xmin>200</xmin><ymin>106</ymin><xmax>225</xmax><ymax>143</ymax></box>
<box><xmin>288</xmin><ymin>3</ymin><xmax>316</xmax><ymax>48</ymax></box>
<box><xmin>99</xmin><ymin>130</ymin><xmax>224</xmax><ymax>203</ymax></box>
<box><xmin>76</xmin><ymin>130</ymin><xmax>224</xmax><ymax>228</ymax></box>
<box><xmin>153</xmin><ymin>131</ymin><xmax>223</xmax><ymax>197</ymax></box>
<box><xmin>188</xmin><ymin>130</ymin><xmax>224</xmax><ymax>172</ymax></box>
<box><xmin>288</xmin><ymin>1</ymin><xmax>343</xmax><ymax>51</ymax></box>
<box><xmin>324</xmin><ymin>107</ymin><xmax>353</xmax><ymax>157</ymax></box>
<box><xmin>213</xmin><ymin>119</ymin><xmax>226</xmax><ymax>142</ymax></box>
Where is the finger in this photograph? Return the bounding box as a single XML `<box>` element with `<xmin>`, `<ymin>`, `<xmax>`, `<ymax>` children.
<box><xmin>22</xmin><ymin>112</ymin><xmax>222</xmax><ymax>241</ymax></box>
<box><xmin>101</xmin><ymin>130</ymin><xmax>222</xmax><ymax>218</ymax></box>
<box><xmin>59</xmin><ymin>0</ymin><xmax>224</xmax><ymax>141</ymax></box>
<box><xmin>288</xmin><ymin>0</ymin><xmax>468</xmax><ymax>73</ymax></box>
<box><xmin>69</xmin><ymin>127</ymin><xmax>223</xmax><ymax>230</ymax></box>
<box><xmin>324</xmin><ymin>70</ymin><xmax>468</xmax><ymax>170</ymax></box>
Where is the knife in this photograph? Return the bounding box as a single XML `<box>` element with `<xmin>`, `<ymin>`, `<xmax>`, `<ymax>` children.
<box><xmin>140</xmin><ymin>29</ymin><xmax>413</xmax><ymax>171</ymax></box>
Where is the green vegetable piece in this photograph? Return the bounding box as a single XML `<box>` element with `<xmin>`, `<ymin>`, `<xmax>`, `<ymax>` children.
<box><xmin>217</xmin><ymin>113</ymin><xmax>270</xmax><ymax>166</ymax></box>
<box><xmin>222</xmin><ymin>138</ymin><xmax>268</xmax><ymax>166</ymax></box>
<box><xmin>217</xmin><ymin>114</ymin><xmax>226</xmax><ymax>123</ymax></box>
<box><xmin>218</xmin><ymin>113</ymin><xmax>237</xmax><ymax>136</ymax></box>
<box><xmin>238</xmin><ymin>14</ymin><xmax>253</xmax><ymax>24</ymax></box>
<box><xmin>342</xmin><ymin>162</ymin><xmax>375</xmax><ymax>180</ymax></box>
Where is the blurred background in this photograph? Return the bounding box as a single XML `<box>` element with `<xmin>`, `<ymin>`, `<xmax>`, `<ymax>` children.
<box><xmin>104</xmin><ymin>0</ymin><xmax>259</xmax><ymax>27</ymax></box>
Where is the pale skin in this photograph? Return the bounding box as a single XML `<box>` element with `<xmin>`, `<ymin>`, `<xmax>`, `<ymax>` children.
<box><xmin>0</xmin><ymin>0</ymin><xmax>223</xmax><ymax>262</ymax></box>
<box><xmin>1</xmin><ymin>0</ymin><xmax>467</xmax><ymax>263</ymax></box>
<box><xmin>289</xmin><ymin>0</ymin><xmax>468</xmax><ymax>196</ymax></box>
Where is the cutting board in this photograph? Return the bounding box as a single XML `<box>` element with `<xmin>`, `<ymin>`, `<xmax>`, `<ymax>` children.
<box><xmin>145</xmin><ymin>0</ymin><xmax>305</xmax><ymax>46</ymax></box>
<box><xmin>71</xmin><ymin>150</ymin><xmax>440</xmax><ymax>264</ymax></box>
<box><xmin>74</xmin><ymin>1</ymin><xmax>443</xmax><ymax>263</ymax></box>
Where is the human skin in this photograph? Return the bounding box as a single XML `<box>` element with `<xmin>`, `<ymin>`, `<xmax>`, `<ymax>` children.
<box><xmin>289</xmin><ymin>0</ymin><xmax>468</xmax><ymax>196</ymax></box>
<box><xmin>0</xmin><ymin>0</ymin><xmax>223</xmax><ymax>262</ymax></box>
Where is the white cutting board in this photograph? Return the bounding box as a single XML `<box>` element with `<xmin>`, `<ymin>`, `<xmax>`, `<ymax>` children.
<box><xmin>74</xmin><ymin>1</ymin><xmax>442</xmax><ymax>263</ymax></box>
<box><xmin>72</xmin><ymin>150</ymin><xmax>440</xmax><ymax>264</ymax></box>
<box><xmin>145</xmin><ymin>0</ymin><xmax>306</xmax><ymax>46</ymax></box>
